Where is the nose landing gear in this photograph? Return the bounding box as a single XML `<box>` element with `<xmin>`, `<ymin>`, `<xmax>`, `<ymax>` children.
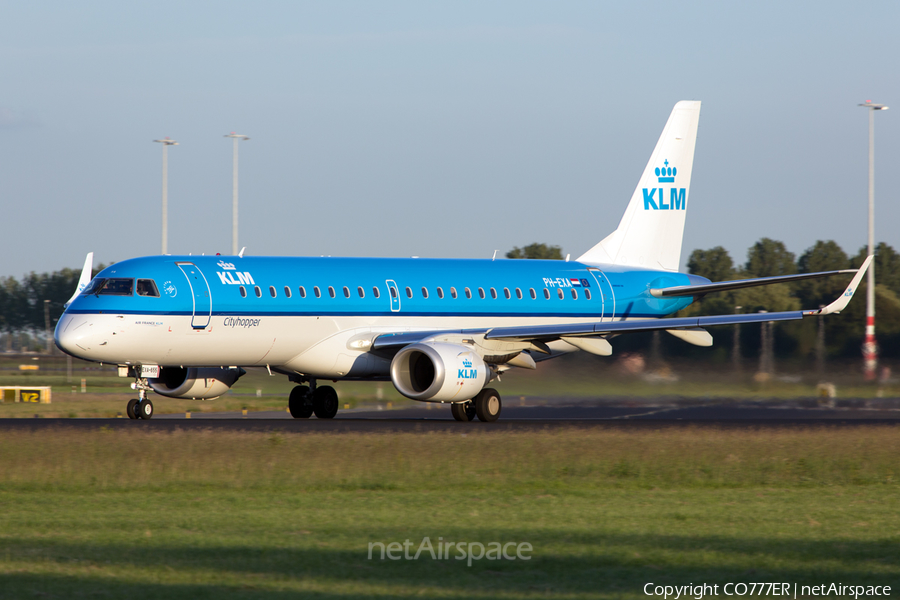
<box><xmin>127</xmin><ymin>376</ymin><xmax>154</xmax><ymax>419</ymax></box>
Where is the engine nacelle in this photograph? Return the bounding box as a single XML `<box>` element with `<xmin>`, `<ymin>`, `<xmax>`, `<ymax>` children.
<box><xmin>390</xmin><ymin>343</ymin><xmax>489</xmax><ymax>402</ymax></box>
<box><xmin>149</xmin><ymin>367</ymin><xmax>246</xmax><ymax>399</ymax></box>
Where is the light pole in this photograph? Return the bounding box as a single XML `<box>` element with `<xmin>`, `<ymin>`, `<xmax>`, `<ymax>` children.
<box><xmin>153</xmin><ymin>137</ymin><xmax>179</xmax><ymax>254</ymax></box>
<box><xmin>858</xmin><ymin>100</ymin><xmax>888</xmax><ymax>380</ymax></box>
<box><xmin>224</xmin><ymin>133</ymin><xmax>250</xmax><ymax>255</ymax></box>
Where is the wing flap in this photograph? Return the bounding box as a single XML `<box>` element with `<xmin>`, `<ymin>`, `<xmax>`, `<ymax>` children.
<box><xmin>485</xmin><ymin>311</ymin><xmax>804</xmax><ymax>341</ymax></box>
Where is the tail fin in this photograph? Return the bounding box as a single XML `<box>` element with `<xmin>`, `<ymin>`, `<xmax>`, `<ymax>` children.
<box><xmin>578</xmin><ymin>101</ymin><xmax>701</xmax><ymax>271</ymax></box>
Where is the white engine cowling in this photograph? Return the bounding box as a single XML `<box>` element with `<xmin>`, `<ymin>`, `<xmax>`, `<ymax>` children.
<box><xmin>390</xmin><ymin>342</ymin><xmax>489</xmax><ymax>402</ymax></box>
<box><xmin>149</xmin><ymin>367</ymin><xmax>246</xmax><ymax>399</ymax></box>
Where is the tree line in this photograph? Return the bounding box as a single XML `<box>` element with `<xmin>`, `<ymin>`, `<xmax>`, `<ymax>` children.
<box><xmin>3</xmin><ymin>240</ymin><xmax>898</xmax><ymax>362</ymax></box>
<box><xmin>508</xmin><ymin>240</ymin><xmax>900</xmax><ymax>362</ymax></box>
<box><xmin>0</xmin><ymin>265</ymin><xmax>107</xmax><ymax>351</ymax></box>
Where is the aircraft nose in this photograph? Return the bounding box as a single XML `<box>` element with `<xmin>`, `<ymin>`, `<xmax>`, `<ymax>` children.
<box><xmin>54</xmin><ymin>314</ymin><xmax>96</xmax><ymax>357</ymax></box>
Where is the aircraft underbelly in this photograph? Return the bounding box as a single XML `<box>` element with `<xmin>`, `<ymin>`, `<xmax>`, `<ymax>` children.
<box><xmin>63</xmin><ymin>312</ymin><xmax>630</xmax><ymax>373</ymax></box>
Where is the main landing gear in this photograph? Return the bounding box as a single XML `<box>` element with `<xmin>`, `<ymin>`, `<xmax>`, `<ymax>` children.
<box><xmin>126</xmin><ymin>379</ymin><xmax>154</xmax><ymax>420</ymax></box>
<box><xmin>288</xmin><ymin>379</ymin><xmax>339</xmax><ymax>419</ymax></box>
<box><xmin>451</xmin><ymin>388</ymin><xmax>501</xmax><ymax>423</ymax></box>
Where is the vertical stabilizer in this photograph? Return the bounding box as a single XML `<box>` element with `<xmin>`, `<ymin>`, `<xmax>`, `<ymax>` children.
<box><xmin>577</xmin><ymin>101</ymin><xmax>701</xmax><ymax>271</ymax></box>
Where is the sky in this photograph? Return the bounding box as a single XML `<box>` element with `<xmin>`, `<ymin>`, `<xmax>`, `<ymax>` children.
<box><xmin>2</xmin><ymin>1</ymin><xmax>898</xmax><ymax>277</ymax></box>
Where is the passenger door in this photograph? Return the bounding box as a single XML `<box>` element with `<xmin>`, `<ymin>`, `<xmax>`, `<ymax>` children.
<box><xmin>588</xmin><ymin>268</ymin><xmax>615</xmax><ymax>322</ymax></box>
<box><xmin>176</xmin><ymin>262</ymin><xmax>212</xmax><ymax>328</ymax></box>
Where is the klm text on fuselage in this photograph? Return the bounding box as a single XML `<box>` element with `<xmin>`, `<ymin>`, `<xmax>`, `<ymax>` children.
<box><xmin>643</xmin><ymin>187</ymin><xmax>686</xmax><ymax>210</ymax></box>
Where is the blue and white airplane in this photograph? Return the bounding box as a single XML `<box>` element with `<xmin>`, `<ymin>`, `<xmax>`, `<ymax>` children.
<box><xmin>55</xmin><ymin>101</ymin><xmax>871</xmax><ymax>421</ymax></box>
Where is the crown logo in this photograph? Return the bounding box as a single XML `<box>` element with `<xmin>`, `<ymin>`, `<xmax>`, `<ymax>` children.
<box><xmin>462</xmin><ymin>358</ymin><xmax>473</xmax><ymax>368</ymax></box>
<box><xmin>655</xmin><ymin>159</ymin><xmax>676</xmax><ymax>183</ymax></box>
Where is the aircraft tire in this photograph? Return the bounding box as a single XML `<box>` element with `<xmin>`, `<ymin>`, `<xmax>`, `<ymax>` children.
<box><xmin>312</xmin><ymin>386</ymin><xmax>339</xmax><ymax>419</ymax></box>
<box><xmin>289</xmin><ymin>385</ymin><xmax>313</xmax><ymax>418</ymax></box>
<box><xmin>474</xmin><ymin>388</ymin><xmax>501</xmax><ymax>423</ymax></box>
<box><xmin>126</xmin><ymin>398</ymin><xmax>139</xmax><ymax>419</ymax></box>
<box><xmin>137</xmin><ymin>399</ymin><xmax>154</xmax><ymax>420</ymax></box>
<box><xmin>451</xmin><ymin>401</ymin><xmax>476</xmax><ymax>422</ymax></box>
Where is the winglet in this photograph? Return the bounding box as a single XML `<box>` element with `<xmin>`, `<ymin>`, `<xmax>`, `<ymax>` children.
<box><xmin>64</xmin><ymin>252</ymin><xmax>94</xmax><ymax>308</ymax></box>
<box><xmin>804</xmin><ymin>255</ymin><xmax>873</xmax><ymax>316</ymax></box>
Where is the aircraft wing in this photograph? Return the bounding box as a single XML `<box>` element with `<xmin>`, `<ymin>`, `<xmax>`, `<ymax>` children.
<box><xmin>650</xmin><ymin>268</ymin><xmax>858</xmax><ymax>298</ymax></box>
<box><xmin>486</xmin><ymin>255</ymin><xmax>872</xmax><ymax>342</ymax></box>
<box><xmin>371</xmin><ymin>256</ymin><xmax>871</xmax><ymax>351</ymax></box>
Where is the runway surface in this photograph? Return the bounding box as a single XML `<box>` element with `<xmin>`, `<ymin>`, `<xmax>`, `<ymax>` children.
<box><xmin>2</xmin><ymin>399</ymin><xmax>899</xmax><ymax>432</ymax></box>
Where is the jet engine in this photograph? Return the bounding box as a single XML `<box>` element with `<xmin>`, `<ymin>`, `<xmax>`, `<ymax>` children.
<box><xmin>149</xmin><ymin>367</ymin><xmax>246</xmax><ymax>400</ymax></box>
<box><xmin>390</xmin><ymin>342</ymin><xmax>489</xmax><ymax>402</ymax></box>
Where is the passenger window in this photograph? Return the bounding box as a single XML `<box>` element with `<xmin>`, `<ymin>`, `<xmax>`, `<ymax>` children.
<box><xmin>464</xmin><ymin>288</ymin><xmax>472</xmax><ymax>299</ymax></box>
<box><xmin>284</xmin><ymin>286</ymin><xmax>292</xmax><ymax>298</ymax></box>
<box><xmin>515</xmin><ymin>288</ymin><xmax>522</xmax><ymax>299</ymax></box>
<box><xmin>358</xmin><ymin>286</ymin><xmax>365</xmax><ymax>298</ymax></box>
<box><xmin>450</xmin><ymin>287</ymin><xmax>457</xmax><ymax>299</ymax></box>
<box><xmin>530</xmin><ymin>288</ymin><xmax>536</xmax><ymax>299</ymax></box>
<box><xmin>136</xmin><ymin>279</ymin><xmax>160</xmax><ymax>297</ymax></box>
<box><xmin>558</xmin><ymin>289</ymin><xmax>564</xmax><ymax>299</ymax></box>
<box><xmin>421</xmin><ymin>287</ymin><xmax>429</xmax><ymax>299</ymax></box>
<box><xmin>373</xmin><ymin>286</ymin><xmax>380</xmax><ymax>299</ymax></box>
<box><xmin>437</xmin><ymin>287</ymin><xmax>444</xmax><ymax>299</ymax></box>
<box><xmin>314</xmin><ymin>286</ymin><xmax>321</xmax><ymax>298</ymax></box>
<box><xmin>490</xmin><ymin>288</ymin><xmax>497</xmax><ymax>299</ymax></box>
<box><xmin>98</xmin><ymin>278</ymin><xmax>134</xmax><ymax>296</ymax></box>
<box><xmin>255</xmin><ymin>286</ymin><xmax>262</xmax><ymax>298</ymax></box>
<box><xmin>571</xmin><ymin>289</ymin><xmax>578</xmax><ymax>300</ymax></box>
<box><xmin>478</xmin><ymin>288</ymin><xmax>485</xmax><ymax>299</ymax></box>
<box><xmin>328</xmin><ymin>286</ymin><xmax>336</xmax><ymax>298</ymax></box>
<box><xmin>585</xmin><ymin>289</ymin><xmax>592</xmax><ymax>300</ymax></box>
<box><xmin>269</xmin><ymin>286</ymin><xmax>277</xmax><ymax>298</ymax></box>
<box><xmin>390</xmin><ymin>287</ymin><xmax>397</xmax><ymax>299</ymax></box>
<box><xmin>239</xmin><ymin>286</ymin><xmax>247</xmax><ymax>298</ymax></box>
<box><xmin>406</xmin><ymin>287</ymin><xmax>412</xmax><ymax>298</ymax></box>
<box><xmin>503</xmin><ymin>288</ymin><xmax>511</xmax><ymax>299</ymax></box>
<box><xmin>343</xmin><ymin>286</ymin><xmax>350</xmax><ymax>298</ymax></box>
<box><xmin>543</xmin><ymin>289</ymin><xmax>550</xmax><ymax>299</ymax></box>
<box><xmin>299</xmin><ymin>286</ymin><xmax>307</xmax><ymax>298</ymax></box>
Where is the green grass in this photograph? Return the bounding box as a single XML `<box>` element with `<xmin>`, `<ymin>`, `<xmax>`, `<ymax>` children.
<box><xmin>1</xmin><ymin>427</ymin><xmax>898</xmax><ymax>598</ymax></box>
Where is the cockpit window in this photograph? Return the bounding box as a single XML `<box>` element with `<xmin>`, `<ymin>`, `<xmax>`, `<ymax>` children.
<box><xmin>81</xmin><ymin>278</ymin><xmax>106</xmax><ymax>295</ymax></box>
<box><xmin>136</xmin><ymin>279</ymin><xmax>160</xmax><ymax>297</ymax></box>
<box><xmin>97</xmin><ymin>278</ymin><xmax>134</xmax><ymax>296</ymax></box>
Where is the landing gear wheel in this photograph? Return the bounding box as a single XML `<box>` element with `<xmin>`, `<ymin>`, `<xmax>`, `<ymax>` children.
<box><xmin>451</xmin><ymin>401</ymin><xmax>476</xmax><ymax>422</ymax></box>
<box><xmin>312</xmin><ymin>385</ymin><xmax>339</xmax><ymax>419</ymax></box>
<box><xmin>474</xmin><ymin>388</ymin><xmax>501</xmax><ymax>422</ymax></box>
<box><xmin>289</xmin><ymin>385</ymin><xmax>313</xmax><ymax>418</ymax></box>
<box><xmin>126</xmin><ymin>398</ymin><xmax>139</xmax><ymax>420</ymax></box>
<box><xmin>137</xmin><ymin>399</ymin><xmax>154</xmax><ymax>420</ymax></box>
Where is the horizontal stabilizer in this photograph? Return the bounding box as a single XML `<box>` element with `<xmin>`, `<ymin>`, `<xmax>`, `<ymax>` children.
<box><xmin>650</xmin><ymin>269</ymin><xmax>858</xmax><ymax>298</ymax></box>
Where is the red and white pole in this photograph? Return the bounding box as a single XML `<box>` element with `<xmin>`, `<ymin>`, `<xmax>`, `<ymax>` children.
<box><xmin>859</xmin><ymin>101</ymin><xmax>888</xmax><ymax>380</ymax></box>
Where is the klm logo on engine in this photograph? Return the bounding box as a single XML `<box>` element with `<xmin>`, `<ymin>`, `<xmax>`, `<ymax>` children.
<box><xmin>458</xmin><ymin>358</ymin><xmax>478</xmax><ymax>380</ymax></box>
<box><xmin>643</xmin><ymin>159</ymin><xmax>686</xmax><ymax>211</ymax></box>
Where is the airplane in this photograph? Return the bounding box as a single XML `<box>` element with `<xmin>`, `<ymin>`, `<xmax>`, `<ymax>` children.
<box><xmin>55</xmin><ymin>101</ymin><xmax>872</xmax><ymax>421</ymax></box>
